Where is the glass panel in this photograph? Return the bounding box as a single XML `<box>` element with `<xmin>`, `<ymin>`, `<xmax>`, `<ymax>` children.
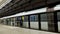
<box><xmin>5</xmin><ymin>19</ymin><xmax>8</xmax><ymax>25</ymax></box>
<box><xmin>6</xmin><ymin>18</ymin><xmax>9</xmax><ymax>25</ymax></box>
<box><xmin>57</xmin><ymin>12</ymin><xmax>60</xmax><ymax>32</ymax></box>
<box><xmin>11</xmin><ymin>18</ymin><xmax>15</xmax><ymax>26</ymax></box>
<box><xmin>16</xmin><ymin>17</ymin><xmax>23</xmax><ymax>27</ymax></box>
<box><xmin>15</xmin><ymin>17</ymin><xmax>18</xmax><ymax>26</ymax></box>
<box><xmin>3</xmin><ymin>19</ymin><xmax>5</xmax><ymax>24</ymax></box>
<box><xmin>30</xmin><ymin>15</ymin><xmax>39</xmax><ymax>29</ymax></box>
<box><xmin>22</xmin><ymin>16</ymin><xmax>29</xmax><ymax>28</ymax></box>
<box><xmin>7</xmin><ymin>18</ymin><xmax>11</xmax><ymax>25</ymax></box>
<box><xmin>40</xmin><ymin>14</ymin><xmax>48</xmax><ymax>30</ymax></box>
<box><xmin>14</xmin><ymin>17</ymin><xmax>17</xmax><ymax>26</ymax></box>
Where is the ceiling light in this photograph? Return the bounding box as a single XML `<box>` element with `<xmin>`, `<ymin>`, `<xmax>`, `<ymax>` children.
<box><xmin>0</xmin><ymin>0</ymin><xmax>2</xmax><ymax>2</ymax></box>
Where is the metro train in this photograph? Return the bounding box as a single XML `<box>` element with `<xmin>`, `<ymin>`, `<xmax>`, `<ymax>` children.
<box><xmin>0</xmin><ymin>4</ymin><xmax>60</xmax><ymax>33</ymax></box>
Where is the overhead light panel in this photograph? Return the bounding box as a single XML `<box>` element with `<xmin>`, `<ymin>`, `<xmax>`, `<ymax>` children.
<box><xmin>0</xmin><ymin>0</ymin><xmax>2</xmax><ymax>2</ymax></box>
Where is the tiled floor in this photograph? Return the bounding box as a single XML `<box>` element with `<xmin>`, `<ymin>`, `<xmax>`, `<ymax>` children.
<box><xmin>0</xmin><ymin>24</ymin><xmax>59</xmax><ymax>34</ymax></box>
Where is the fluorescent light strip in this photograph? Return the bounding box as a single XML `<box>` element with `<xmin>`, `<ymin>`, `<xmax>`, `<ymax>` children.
<box><xmin>0</xmin><ymin>0</ymin><xmax>12</xmax><ymax>9</ymax></box>
<box><xmin>0</xmin><ymin>0</ymin><xmax>2</xmax><ymax>2</ymax></box>
<box><xmin>54</xmin><ymin>4</ymin><xmax>60</xmax><ymax>10</ymax></box>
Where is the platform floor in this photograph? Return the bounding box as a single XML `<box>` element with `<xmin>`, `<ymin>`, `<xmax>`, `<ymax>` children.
<box><xmin>0</xmin><ymin>24</ymin><xmax>59</xmax><ymax>34</ymax></box>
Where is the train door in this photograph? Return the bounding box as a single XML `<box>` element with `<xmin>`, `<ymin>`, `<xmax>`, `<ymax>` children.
<box><xmin>30</xmin><ymin>15</ymin><xmax>39</xmax><ymax>29</ymax></box>
<box><xmin>4</xmin><ymin>19</ymin><xmax>7</xmax><ymax>25</ymax></box>
<box><xmin>3</xmin><ymin>19</ymin><xmax>6</xmax><ymax>25</ymax></box>
<box><xmin>17</xmin><ymin>17</ymin><xmax>23</xmax><ymax>27</ymax></box>
<box><xmin>22</xmin><ymin>16</ymin><xmax>29</xmax><ymax>28</ymax></box>
<box><xmin>15</xmin><ymin>17</ymin><xmax>18</xmax><ymax>26</ymax></box>
<box><xmin>40</xmin><ymin>12</ymin><xmax>58</xmax><ymax>32</ymax></box>
<box><xmin>11</xmin><ymin>17</ymin><xmax>16</xmax><ymax>26</ymax></box>
<box><xmin>11</xmin><ymin>18</ymin><xmax>14</xmax><ymax>26</ymax></box>
<box><xmin>8</xmin><ymin>18</ymin><xmax>11</xmax><ymax>26</ymax></box>
<box><xmin>6</xmin><ymin>19</ymin><xmax>8</xmax><ymax>25</ymax></box>
<box><xmin>40</xmin><ymin>13</ymin><xmax>48</xmax><ymax>30</ymax></box>
<box><xmin>14</xmin><ymin>17</ymin><xmax>16</xmax><ymax>26</ymax></box>
<box><xmin>57</xmin><ymin>12</ymin><xmax>60</xmax><ymax>32</ymax></box>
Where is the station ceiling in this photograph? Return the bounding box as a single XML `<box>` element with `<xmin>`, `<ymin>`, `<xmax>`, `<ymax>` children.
<box><xmin>0</xmin><ymin>0</ymin><xmax>11</xmax><ymax>9</ymax></box>
<box><xmin>0</xmin><ymin>0</ymin><xmax>60</xmax><ymax>18</ymax></box>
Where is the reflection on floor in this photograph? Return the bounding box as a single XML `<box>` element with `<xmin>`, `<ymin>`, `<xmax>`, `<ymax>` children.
<box><xmin>0</xmin><ymin>24</ymin><xmax>59</xmax><ymax>34</ymax></box>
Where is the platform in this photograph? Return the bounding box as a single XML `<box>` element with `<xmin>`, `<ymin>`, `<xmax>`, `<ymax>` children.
<box><xmin>0</xmin><ymin>24</ymin><xmax>59</xmax><ymax>34</ymax></box>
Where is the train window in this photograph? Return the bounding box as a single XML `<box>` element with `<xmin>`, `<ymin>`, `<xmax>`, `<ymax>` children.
<box><xmin>40</xmin><ymin>14</ymin><xmax>48</xmax><ymax>30</ymax></box>
<box><xmin>30</xmin><ymin>15</ymin><xmax>39</xmax><ymax>29</ymax></box>
<box><xmin>57</xmin><ymin>12</ymin><xmax>60</xmax><ymax>32</ymax></box>
<box><xmin>22</xmin><ymin>16</ymin><xmax>29</xmax><ymax>28</ymax></box>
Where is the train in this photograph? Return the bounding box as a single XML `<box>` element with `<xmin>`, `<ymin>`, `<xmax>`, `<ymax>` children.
<box><xmin>0</xmin><ymin>4</ymin><xmax>60</xmax><ymax>33</ymax></box>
